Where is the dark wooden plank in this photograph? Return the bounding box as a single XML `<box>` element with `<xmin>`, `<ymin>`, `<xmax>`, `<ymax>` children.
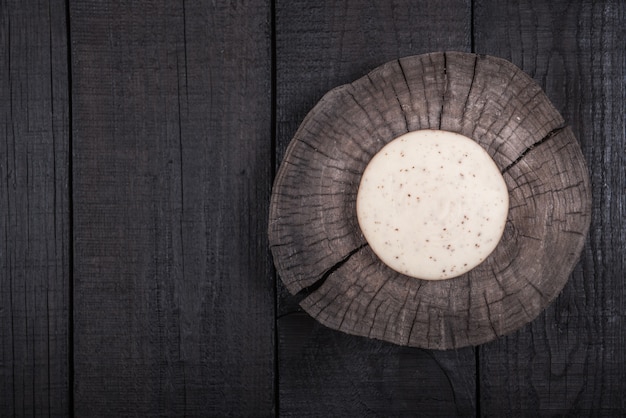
<box><xmin>70</xmin><ymin>1</ymin><xmax>274</xmax><ymax>416</ymax></box>
<box><xmin>275</xmin><ymin>0</ymin><xmax>473</xmax><ymax>166</ymax></box>
<box><xmin>0</xmin><ymin>1</ymin><xmax>70</xmax><ymax>416</ymax></box>
<box><xmin>475</xmin><ymin>0</ymin><xmax>626</xmax><ymax>414</ymax></box>
<box><xmin>275</xmin><ymin>1</ymin><xmax>476</xmax><ymax>415</ymax></box>
<box><xmin>279</xmin><ymin>312</ymin><xmax>476</xmax><ymax>417</ymax></box>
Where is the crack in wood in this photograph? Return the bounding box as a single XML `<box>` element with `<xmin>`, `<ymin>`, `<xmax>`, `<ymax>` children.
<box><xmin>483</xmin><ymin>67</ymin><xmax>522</xmax><ymax>152</ymax></box>
<box><xmin>439</xmin><ymin>52</ymin><xmax>448</xmax><ymax>130</ymax></box>
<box><xmin>363</xmin><ymin>275</ymin><xmax>392</xmax><ymax>317</ymax></box>
<box><xmin>367</xmin><ymin>299</ymin><xmax>386</xmax><ymax>338</ymax></box>
<box><xmin>497</xmin><ymin>85</ymin><xmax>545</xmax><ymax>143</ymax></box>
<box><xmin>366</xmin><ymin>73</ymin><xmax>389</xmax><ymax>128</ymax></box>
<box><xmin>406</xmin><ymin>297</ymin><xmax>422</xmax><ymax>346</ymax></box>
<box><xmin>406</xmin><ymin>282</ymin><xmax>424</xmax><ymax>343</ymax></box>
<box><xmin>460</xmin><ymin>53</ymin><xmax>479</xmax><ymax>125</ymax></box>
<box><xmin>390</xmin><ymin>64</ymin><xmax>410</xmax><ymax>133</ymax></box>
<box><xmin>396</xmin><ymin>277</ymin><xmax>415</xmax><ymax>343</ymax></box>
<box><xmin>424</xmin><ymin>55</ymin><xmax>434</xmax><ymax>128</ymax></box>
<box><xmin>483</xmin><ymin>293</ymin><xmax>499</xmax><ymax>338</ymax></box>
<box><xmin>489</xmin><ymin>266</ymin><xmax>509</xmax><ymax>297</ymax></box>
<box><xmin>501</xmin><ymin>125</ymin><xmax>567</xmax><ymax>174</ymax></box>
<box><xmin>293</xmin><ymin>243</ymin><xmax>368</xmax><ymax>302</ymax></box>
<box><xmin>397</xmin><ymin>58</ymin><xmax>411</xmax><ymax>96</ymax></box>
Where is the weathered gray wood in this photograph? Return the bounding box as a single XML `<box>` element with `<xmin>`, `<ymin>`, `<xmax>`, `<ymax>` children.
<box><xmin>275</xmin><ymin>1</ymin><xmax>477</xmax><ymax>415</ymax></box>
<box><xmin>71</xmin><ymin>0</ymin><xmax>274</xmax><ymax>415</ymax></box>
<box><xmin>270</xmin><ymin>51</ymin><xmax>591</xmax><ymax>350</ymax></box>
<box><xmin>475</xmin><ymin>0</ymin><xmax>626</xmax><ymax>414</ymax></box>
<box><xmin>0</xmin><ymin>1</ymin><xmax>70</xmax><ymax>415</ymax></box>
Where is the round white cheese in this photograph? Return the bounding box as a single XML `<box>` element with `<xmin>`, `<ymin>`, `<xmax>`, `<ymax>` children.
<box><xmin>356</xmin><ymin>130</ymin><xmax>509</xmax><ymax>280</ymax></box>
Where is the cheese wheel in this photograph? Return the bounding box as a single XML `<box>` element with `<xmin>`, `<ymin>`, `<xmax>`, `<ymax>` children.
<box><xmin>356</xmin><ymin>130</ymin><xmax>509</xmax><ymax>280</ymax></box>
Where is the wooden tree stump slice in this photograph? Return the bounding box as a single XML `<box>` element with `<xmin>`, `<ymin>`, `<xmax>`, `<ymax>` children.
<box><xmin>269</xmin><ymin>52</ymin><xmax>591</xmax><ymax>349</ymax></box>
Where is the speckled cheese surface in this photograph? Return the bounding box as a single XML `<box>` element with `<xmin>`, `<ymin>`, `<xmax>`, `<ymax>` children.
<box><xmin>356</xmin><ymin>129</ymin><xmax>509</xmax><ymax>280</ymax></box>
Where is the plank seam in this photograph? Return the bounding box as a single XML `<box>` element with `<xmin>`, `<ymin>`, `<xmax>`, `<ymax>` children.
<box><xmin>470</xmin><ymin>0</ymin><xmax>475</xmax><ymax>53</ymax></box>
<box><xmin>64</xmin><ymin>0</ymin><xmax>75</xmax><ymax>415</ymax></box>
<box><xmin>270</xmin><ymin>0</ymin><xmax>279</xmax><ymax>415</ymax></box>
<box><xmin>476</xmin><ymin>345</ymin><xmax>480</xmax><ymax>417</ymax></box>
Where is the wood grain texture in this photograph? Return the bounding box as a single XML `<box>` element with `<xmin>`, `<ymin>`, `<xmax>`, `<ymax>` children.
<box><xmin>0</xmin><ymin>1</ymin><xmax>621</xmax><ymax>415</ymax></box>
<box><xmin>279</xmin><ymin>312</ymin><xmax>476</xmax><ymax>417</ymax></box>
<box><xmin>271</xmin><ymin>52</ymin><xmax>591</xmax><ymax>349</ymax></box>
<box><xmin>0</xmin><ymin>1</ymin><xmax>70</xmax><ymax>416</ymax></box>
<box><xmin>275</xmin><ymin>1</ymin><xmax>477</xmax><ymax>415</ymax></box>
<box><xmin>475</xmin><ymin>0</ymin><xmax>626</xmax><ymax>414</ymax></box>
<box><xmin>70</xmin><ymin>1</ymin><xmax>274</xmax><ymax>416</ymax></box>
<box><xmin>275</xmin><ymin>0</ymin><xmax>472</xmax><ymax>169</ymax></box>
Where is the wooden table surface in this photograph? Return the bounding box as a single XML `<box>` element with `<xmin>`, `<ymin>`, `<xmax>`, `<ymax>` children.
<box><xmin>1</xmin><ymin>1</ymin><xmax>623</xmax><ymax>416</ymax></box>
